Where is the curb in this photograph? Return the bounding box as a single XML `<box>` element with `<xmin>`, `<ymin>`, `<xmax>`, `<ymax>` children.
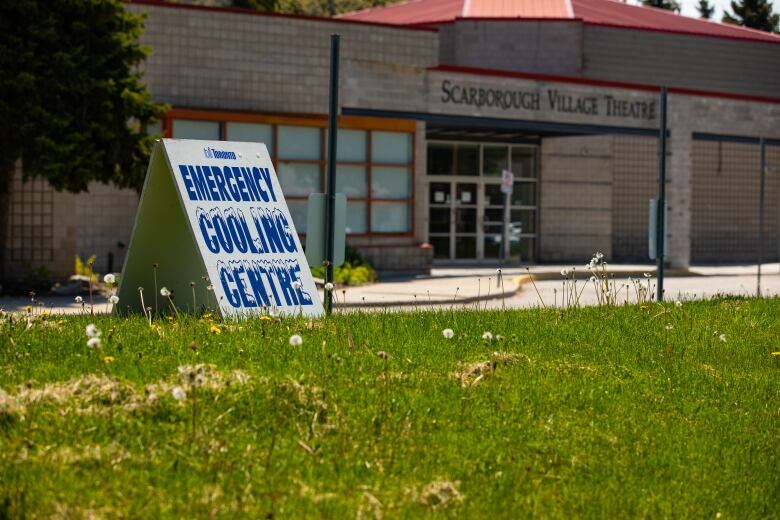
<box><xmin>332</xmin><ymin>282</ymin><xmax>521</xmax><ymax>309</ymax></box>
<box><xmin>513</xmin><ymin>269</ymin><xmax>694</xmax><ymax>285</ymax></box>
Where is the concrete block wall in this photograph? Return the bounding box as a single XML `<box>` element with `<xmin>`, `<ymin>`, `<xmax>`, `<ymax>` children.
<box><xmin>74</xmin><ymin>182</ymin><xmax>140</xmax><ymax>275</ymax></box>
<box><xmin>691</xmin><ymin>141</ymin><xmax>780</xmax><ymax>263</ymax></box>
<box><xmin>439</xmin><ymin>20</ymin><xmax>583</xmax><ymax>77</ymax></box>
<box><xmin>128</xmin><ymin>3</ymin><xmax>438</xmax><ymax>114</ymax></box>
<box><xmin>539</xmin><ymin>135</ymin><xmax>613</xmax><ymax>263</ymax></box>
<box><xmin>4</xmin><ymin>165</ymin><xmax>78</xmax><ymax>282</ymax></box>
<box><xmin>611</xmin><ymin>135</ymin><xmax>658</xmax><ymax>261</ymax></box>
<box><xmin>583</xmin><ymin>26</ymin><xmax>780</xmax><ymax>99</ymax></box>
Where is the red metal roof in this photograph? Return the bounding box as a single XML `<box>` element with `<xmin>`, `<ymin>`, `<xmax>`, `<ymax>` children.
<box><xmin>572</xmin><ymin>0</ymin><xmax>780</xmax><ymax>43</ymax></box>
<box><xmin>339</xmin><ymin>0</ymin><xmax>780</xmax><ymax>44</ymax></box>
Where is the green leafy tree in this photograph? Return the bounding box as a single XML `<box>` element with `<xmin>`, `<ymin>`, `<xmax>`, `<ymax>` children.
<box><xmin>722</xmin><ymin>0</ymin><xmax>779</xmax><ymax>31</ymax></box>
<box><xmin>0</xmin><ymin>0</ymin><xmax>165</xmax><ymax>195</ymax></box>
<box><xmin>174</xmin><ymin>0</ymin><xmax>397</xmax><ymax>16</ymax></box>
<box><xmin>641</xmin><ymin>0</ymin><xmax>682</xmax><ymax>12</ymax></box>
<box><xmin>230</xmin><ymin>0</ymin><xmax>280</xmax><ymax>10</ymax></box>
<box><xmin>697</xmin><ymin>0</ymin><xmax>716</xmax><ymax>18</ymax></box>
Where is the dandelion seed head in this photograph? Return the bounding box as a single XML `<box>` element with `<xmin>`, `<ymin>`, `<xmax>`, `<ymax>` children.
<box><xmin>86</xmin><ymin>324</ymin><xmax>101</xmax><ymax>338</ymax></box>
<box><xmin>495</xmin><ymin>268</ymin><xmax>502</xmax><ymax>275</ymax></box>
<box><xmin>292</xmin><ymin>281</ymin><xmax>301</xmax><ymax>290</ymax></box>
<box><xmin>289</xmin><ymin>334</ymin><xmax>303</xmax><ymax>346</ymax></box>
<box><xmin>206</xmin><ymin>284</ymin><xmax>214</xmax><ymax>291</ymax></box>
<box><xmin>74</xmin><ymin>296</ymin><xmax>83</xmax><ymax>304</ymax></box>
<box><xmin>109</xmin><ymin>295</ymin><xmax>119</xmax><ymax>305</ymax></box>
<box><xmin>665</xmin><ymin>323</ymin><xmax>673</xmax><ymax>330</ymax></box>
<box><xmin>86</xmin><ymin>337</ymin><xmax>101</xmax><ymax>349</ymax></box>
<box><xmin>171</xmin><ymin>386</ymin><xmax>186</xmax><ymax>401</ymax></box>
<box><xmin>376</xmin><ymin>350</ymin><xmax>389</xmax><ymax>360</ymax></box>
<box><xmin>482</xmin><ymin>331</ymin><xmax>493</xmax><ymax>341</ymax></box>
<box><xmin>442</xmin><ymin>328</ymin><xmax>454</xmax><ymax>339</ymax></box>
<box><xmin>103</xmin><ymin>273</ymin><xmax>116</xmax><ymax>285</ymax></box>
<box><xmin>719</xmin><ymin>334</ymin><xmax>727</xmax><ymax>342</ymax></box>
<box><xmin>324</xmin><ymin>282</ymin><xmax>334</xmax><ymax>291</ymax></box>
<box><xmin>675</xmin><ymin>300</ymin><xmax>683</xmax><ymax>308</ymax></box>
<box><xmin>643</xmin><ymin>273</ymin><xmax>652</xmax><ymax>278</ymax></box>
<box><xmin>560</xmin><ymin>269</ymin><xmax>569</xmax><ymax>276</ymax></box>
<box><xmin>160</xmin><ymin>287</ymin><xmax>171</xmax><ymax>297</ymax></box>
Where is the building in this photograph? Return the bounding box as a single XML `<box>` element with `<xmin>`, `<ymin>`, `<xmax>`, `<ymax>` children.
<box><xmin>4</xmin><ymin>0</ymin><xmax>780</xmax><ymax>282</ymax></box>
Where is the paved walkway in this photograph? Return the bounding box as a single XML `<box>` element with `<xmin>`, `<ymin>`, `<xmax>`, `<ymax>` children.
<box><xmin>1</xmin><ymin>263</ymin><xmax>778</xmax><ymax>314</ymax></box>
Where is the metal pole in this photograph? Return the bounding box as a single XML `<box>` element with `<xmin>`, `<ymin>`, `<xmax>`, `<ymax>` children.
<box><xmin>656</xmin><ymin>87</ymin><xmax>667</xmax><ymax>302</ymax></box>
<box><xmin>325</xmin><ymin>34</ymin><xmax>340</xmax><ymax>315</ymax></box>
<box><xmin>500</xmin><ymin>192</ymin><xmax>509</xmax><ymax>264</ymax></box>
<box><xmin>757</xmin><ymin>137</ymin><xmax>766</xmax><ymax>297</ymax></box>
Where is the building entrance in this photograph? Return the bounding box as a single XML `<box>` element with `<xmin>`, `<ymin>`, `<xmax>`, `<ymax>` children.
<box><xmin>426</xmin><ymin>141</ymin><xmax>538</xmax><ymax>263</ymax></box>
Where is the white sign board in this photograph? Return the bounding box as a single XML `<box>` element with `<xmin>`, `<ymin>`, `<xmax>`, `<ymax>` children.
<box><xmin>501</xmin><ymin>169</ymin><xmax>514</xmax><ymax>194</ymax></box>
<box><xmin>117</xmin><ymin>139</ymin><xmax>323</xmax><ymax>318</ymax></box>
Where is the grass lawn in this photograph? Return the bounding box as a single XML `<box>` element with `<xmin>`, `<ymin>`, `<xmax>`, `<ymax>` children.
<box><xmin>1</xmin><ymin>299</ymin><xmax>779</xmax><ymax>518</ymax></box>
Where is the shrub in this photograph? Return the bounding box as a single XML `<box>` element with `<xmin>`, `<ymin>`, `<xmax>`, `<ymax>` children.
<box><xmin>310</xmin><ymin>245</ymin><xmax>378</xmax><ymax>286</ymax></box>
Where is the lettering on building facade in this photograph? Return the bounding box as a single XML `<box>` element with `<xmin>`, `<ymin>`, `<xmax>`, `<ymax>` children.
<box><xmin>440</xmin><ymin>80</ymin><xmax>656</xmax><ymax>121</ymax></box>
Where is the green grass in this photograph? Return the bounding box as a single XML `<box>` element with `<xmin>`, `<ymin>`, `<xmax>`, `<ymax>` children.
<box><xmin>1</xmin><ymin>299</ymin><xmax>779</xmax><ymax>518</ymax></box>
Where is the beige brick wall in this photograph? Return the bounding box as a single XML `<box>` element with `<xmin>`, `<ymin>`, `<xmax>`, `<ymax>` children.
<box><xmin>611</xmin><ymin>136</ymin><xmax>658</xmax><ymax>261</ymax></box>
<box><xmin>691</xmin><ymin>141</ymin><xmax>780</xmax><ymax>263</ymax></box>
<box><xmin>4</xmin><ymin>165</ymin><xmax>77</xmax><ymax>281</ymax></box>
<box><xmin>74</xmin><ymin>182</ymin><xmax>140</xmax><ymax>275</ymax></box>
<box><xmin>129</xmin><ymin>3</ymin><xmax>438</xmax><ymax>114</ymax></box>
<box><xmin>539</xmin><ymin>135</ymin><xmax>613</xmax><ymax>262</ymax></box>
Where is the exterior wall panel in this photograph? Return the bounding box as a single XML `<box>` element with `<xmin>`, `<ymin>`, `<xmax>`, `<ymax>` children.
<box><xmin>129</xmin><ymin>3</ymin><xmax>438</xmax><ymax>115</ymax></box>
<box><xmin>691</xmin><ymin>141</ymin><xmax>780</xmax><ymax>263</ymax></box>
<box><xmin>439</xmin><ymin>20</ymin><xmax>583</xmax><ymax>77</ymax></box>
<box><xmin>584</xmin><ymin>26</ymin><xmax>780</xmax><ymax>98</ymax></box>
<box><xmin>540</xmin><ymin>135</ymin><xmax>613</xmax><ymax>262</ymax></box>
<box><xmin>611</xmin><ymin>136</ymin><xmax>658</xmax><ymax>262</ymax></box>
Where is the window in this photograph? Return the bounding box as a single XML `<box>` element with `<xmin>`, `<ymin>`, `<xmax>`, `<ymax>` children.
<box><xmin>226</xmin><ymin>122</ymin><xmax>273</xmax><ymax>149</ymax></box>
<box><xmin>171</xmin><ymin>113</ymin><xmax>414</xmax><ymax>236</ymax></box>
<box><xmin>172</xmin><ymin>119</ymin><xmax>220</xmax><ymax>140</ymax></box>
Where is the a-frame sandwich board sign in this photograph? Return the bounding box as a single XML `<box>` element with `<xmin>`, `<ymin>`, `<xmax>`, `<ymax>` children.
<box><xmin>116</xmin><ymin>139</ymin><xmax>324</xmax><ymax>318</ymax></box>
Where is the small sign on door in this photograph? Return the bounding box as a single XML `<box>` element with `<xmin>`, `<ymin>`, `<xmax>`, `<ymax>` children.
<box><xmin>501</xmin><ymin>170</ymin><xmax>514</xmax><ymax>195</ymax></box>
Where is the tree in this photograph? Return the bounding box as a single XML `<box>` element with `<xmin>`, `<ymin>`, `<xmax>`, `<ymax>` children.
<box><xmin>722</xmin><ymin>0</ymin><xmax>779</xmax><ymax>31</ymax></box>
<box><xmin>172</xmin><ymin>0</ymin><xmax>398</xmax><ymax>16</ymax></box>
<box><xmin>697</xmin><ymin>0</ymin><xmax>716</xmax><ymax>18</ymax></box>
<box><xmin>641</xmin><ymin>0</ymin><xmax>682</xmax><ymax>12</ymax></box>
<box><xmin>0</xmin><ymin>0</ymin><xmax>165</xmax><ymax>195</ymax></box>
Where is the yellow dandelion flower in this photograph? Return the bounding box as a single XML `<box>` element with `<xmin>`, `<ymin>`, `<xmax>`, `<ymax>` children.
<box><xmin>24</xmin><ymin>305</ymin><xmax>32</xmax><ymax>313</ymax></box>
<box><xmin>259</xmin><ymin>316</ymin><xmax>272</xmax><ymax>321</ymax></box>
<box><xmin>771</xmin><ymin>352</ymin><xmax>780</xmax><ymax>357</ymax></box>
<box><xmin>103</xmin><ymin>356</ymin><xmax>115</xmax><ymax>363</ymax></box>
<box><xmin>210</xmin><ymin>324</ymin><xmax>222</xmax><ymax>335</ymax></box>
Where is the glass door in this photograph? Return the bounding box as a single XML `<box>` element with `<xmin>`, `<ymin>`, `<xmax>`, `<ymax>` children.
<box><xmin>454</xmin><ymin>183</ymin><xmax>477</xmax><ymax>258</ymax></box>
<box><xmin>427</xmin><ymin>141</ymin><xmax>538</xmax><ymax>262</ymax></box>
<box><xmin>428</xmin><ymin>181</ymin><xmax>478</xmax><ymax>259</ymax></box>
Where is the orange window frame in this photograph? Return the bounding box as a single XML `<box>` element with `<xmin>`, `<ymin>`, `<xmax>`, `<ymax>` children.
<box><xmin>164</xmin><ymin>108</ymin><xmax>416</xmax><ymax>238</ymax></box>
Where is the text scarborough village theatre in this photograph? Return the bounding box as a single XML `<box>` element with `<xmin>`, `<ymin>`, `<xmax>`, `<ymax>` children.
<box><xmin>177</xmin><ymin>158</ymin><xmax>315</xmax><ymax>311</ymax></box>
<box><xmin>440</xmin><ymin>80</ymin><xmax>657</xmax><ymax>120</ymax></box>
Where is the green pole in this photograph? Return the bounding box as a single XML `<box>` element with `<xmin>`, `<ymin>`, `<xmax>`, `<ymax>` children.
<box><xmin>656</xmin><ymin>87</ymin><xmax>667</xmax><ymax>302</ymax></box>
<box><xmin>324</xmin><ymin>34</ymin><xmax>340</xmax><ymax>315</ymax></box>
